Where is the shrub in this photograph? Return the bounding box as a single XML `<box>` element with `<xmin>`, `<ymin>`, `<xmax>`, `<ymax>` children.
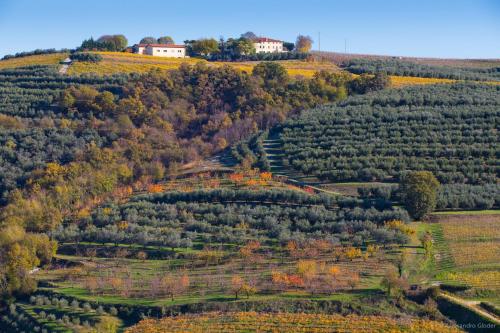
<box><xmin>70</xmin><ymin>52</ymin><xmax>103</xmax><ymax>63</ymax></box>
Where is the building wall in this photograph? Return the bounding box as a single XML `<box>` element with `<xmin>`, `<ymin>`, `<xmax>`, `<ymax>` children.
<box><xmin>144</xmin><ymin>46</ymin><xmax>186</xmax><ymax>58</ymax></box>
<box><xmin>254</xmin><ymin>41</ymin><xmax>284</xmax><ymax>53</ymax></box>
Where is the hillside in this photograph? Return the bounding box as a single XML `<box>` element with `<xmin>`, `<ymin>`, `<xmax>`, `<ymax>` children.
<box><xmin>0</xmin><ymin>50</ymin><xmax>499</xmax><ymax>333</ymax></box>
<box><xmin>3</xmin><ymin>51</ymin><xmax>499</xmax><ymax>88</ymax></box>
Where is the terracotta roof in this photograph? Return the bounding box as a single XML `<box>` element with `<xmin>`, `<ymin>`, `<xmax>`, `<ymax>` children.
<box><xmin>252</xmin><ymin>37</ymin><xmax>282</xmax><ymax>43</ymax></box>
<box><xmin>135</xmin><ymin>43</ymin><xmax>185</xmax><ymax>48</ymax></box>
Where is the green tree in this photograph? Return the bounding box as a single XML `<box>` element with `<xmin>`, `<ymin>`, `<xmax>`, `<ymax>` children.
<box><xmin>371</xmin><ymin>72</ymin><xmax>390</xmax><ymax>90</ymax></box>
<box><xmin>252</xmin><ymin>62</ymin><xmax>289</xmax><ymax>87</ymax></box>
<box><xmin>97</xmin><ymin>35</ymin><xmax>128</xmax><ymax>51</ymax></box>
<box><xmin>140</xmin><ymin>37</ymin><xmax>157</xmax><ymax>44</ymax></box>
<box><xmin>283</xmin><ymin>42</ymin><xmax>295</xmax><ymax>51</ymax></box>
<box><xmin>295</xmin><ymin>35</ymin><xmax>313</xmax><ymax>53</ymax></box>
<box><xmin>240</xmin><ymin>31</ymin><xmax>257</xmax><ymax>39</ymax></box>
<box><xmin>157</xmin><ymin>36</ymin><xmax>174</xmax><ymax>44</ymax></box>
<box><xmin>400</xmin><ymin>171</ymin><xmax>440</xmax><ymax>220</ymax></box>
<box><xmin>234</xmin><ymin>38</ymin><xmax>255</xmax><ymax>56</ymax></box>
<box><xmin>112</xmin><ymin>35</ymin><xmax>128</xmax><ymax>50</ymax></box>
<box><xmin>192</xmin><ymin>38</ymin><xmax>219</xmax><ymax>56</ymax></box>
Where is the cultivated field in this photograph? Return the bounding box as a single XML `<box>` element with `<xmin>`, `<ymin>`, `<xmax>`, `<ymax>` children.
<box><xmin>126</xmin><ymin>311</ymin><xmax>462</xmax><ymax>333</ymax></box>
<box><xmin>0</xmin><ymin>53</ymin><xmax>67</xmax><ymax>69</ymax></box>
<box><xmin>430</xmin><ymin>214</ymin><xmax>500</xmax><ymax>305</ymax></box>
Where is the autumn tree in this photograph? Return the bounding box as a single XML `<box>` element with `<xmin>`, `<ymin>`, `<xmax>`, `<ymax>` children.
<box><xmin>347</xmin><ymin>272</ymin><xmax>360</xmax><ymax>290</ymax></box>
<box><xmin>297</xmin><ymin>260</ymin><xmax>317</xmax><ymax>280</ymax></box>
<box><xmin>345</xmin><ymin>247</ymin><xmax>362</xmax><ymax>261</ymax></box>
<box><xmin>381</xmin><ymin>269</ymin><xmax>408</xmax><ymax>297</ymax></box>
<box><xmin>161</xmin><ymin>274</ymin><xmax>177</xmax><ymax>300</ymax></box>
<box><xmin>0</xmin><ymin>223</ymin><xmax>57</xmax><ymax>296</ymax></box>
<box><xmin>137</xmin><ymin>251</ymin><xmax>148</xmax><ymax>261</ymax></box>
<box><xmin>230</xmin><ymin>275</ymin><xmax>255</xmax><ymax>299</ymax></box>
<box><xmin>239</xmin><ymin>240</ymin><xmax>261</xmax><ymax>265</ymax></box>
<box><xmin>295</xmin><ymin>35</ymin><xmax>313</xmax><ymax>53</ymax></box>
<box><xmin>400</xmin><ymin>171</ymin><xmax>440</xmax><ymax>220</ymax></box>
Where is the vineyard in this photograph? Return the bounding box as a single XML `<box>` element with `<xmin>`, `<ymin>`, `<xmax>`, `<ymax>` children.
<box><xmin>280</xmin><ymin>83</ymin><xmax>499</xmax><ymax>184</ymax></box>
<box><xmin>431</xmin><ymin>214</ymin><xmax>500</xmax><ymax>306</ymax></box>
<box><xmin>125</xmin><ymin>311</ymin><xmax>462</xmax><ymax>333</ymax></box>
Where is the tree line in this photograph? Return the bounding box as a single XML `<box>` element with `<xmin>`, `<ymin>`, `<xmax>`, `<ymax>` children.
<box><xmin>344</xmin><ymin>58</ymin><xmax>500</xmax><ymax>81</ymax></box>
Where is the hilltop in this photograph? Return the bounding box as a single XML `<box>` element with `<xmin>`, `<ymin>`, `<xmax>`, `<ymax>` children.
<box><xmin>3</xmin><ymin>50</ymin><xmax>499</xmax><ymax>89</ymax></box>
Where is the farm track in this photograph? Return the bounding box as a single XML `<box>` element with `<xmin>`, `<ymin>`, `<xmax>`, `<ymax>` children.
<box><xmin>439</xmin><ymin>292</ymin><xmax>500</xmax><ymax>325</ymax></box>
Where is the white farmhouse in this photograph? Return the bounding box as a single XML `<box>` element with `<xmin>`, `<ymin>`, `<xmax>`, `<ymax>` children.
<box><xmin>252</xmin><ymin>37</ymin><xmax>284</xmax><ymax>53</ymax></box>
<box><xmin>134</xmin><ymin>43</ymin><xmax>186</xmax><ymax>58</ymax></box>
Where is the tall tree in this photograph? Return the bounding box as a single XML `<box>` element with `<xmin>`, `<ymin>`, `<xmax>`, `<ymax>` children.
<box><xmin>158</xmin><ymin>36</ymin><xmax>174</xmax><ymax>44</ymax></box>
<box><xmin>295</xmin><ymin>35</ymin><xmax>313</xmax><ymax>53</ymax></box>
<box><xmin>241</xmin><ymin>31</ymin><xmax>257</xmax><ymax>39</ymax></box>
<box><xmin>400</xmin><ymin>171</ymin><xmax>440</xmax><ymax>220</ymax></box>
<box><xmin>234</xmin><ymin>38</ymin><xmax>256</xmax><ymax>56</ymax></box>
<box><xmin>97</xmin><ymin>35</ymin><xmax>128</xmax><ymax>51</ymax></box>
<box><xmin>283</xmin><ymin>42</ymin><xmax>295</xmax><ymax>51</ymax></box>
<box><xmin>192</xmin><ymin>38</ymin><xmax>219</xmax><ymax>56</ymax></box>
<box><xmin>140</xmin><ymin>37</ymin><xmax>158</xmax><ymax>44</ymax></box>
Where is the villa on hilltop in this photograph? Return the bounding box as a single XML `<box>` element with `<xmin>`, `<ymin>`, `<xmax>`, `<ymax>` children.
<box><xmin>251</xmin><ymin>37</ymin><xmax>285</xmax><ymax>53</ymax></box>
<box><xmin>133</xmin><ymin>36</ymin><xmax>286</xmax><ymax>57</ymax></box>
<box><xmin>133</xmin><ymin>43</ymin><xmax>186</xmax><ymax>58</ymax></box>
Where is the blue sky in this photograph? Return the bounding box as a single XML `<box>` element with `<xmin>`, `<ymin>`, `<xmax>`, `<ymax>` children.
<box><xmin>0</xmin><ymin>0</ymin><xmax>499</xmax><ymax>58</ymax></box>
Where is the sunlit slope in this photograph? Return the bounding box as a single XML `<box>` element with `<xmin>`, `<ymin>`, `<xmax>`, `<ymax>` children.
<box><xmin>0</xmin><ymin>53</ymin><xmax>67</xmax><ymax>69</ymax></box>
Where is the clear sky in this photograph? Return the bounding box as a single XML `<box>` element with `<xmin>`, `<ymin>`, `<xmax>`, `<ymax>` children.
<box><xmin>0</xmin><ymin>0</ymin><xmax>499</xmax><ymax>58</ymax></box>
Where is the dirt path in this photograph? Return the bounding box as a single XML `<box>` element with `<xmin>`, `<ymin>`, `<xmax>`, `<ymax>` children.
<box><xmin>58</xmin><ymin>57</ymin><xmax>72</xmax><ymax>74</ymax></box>
<box><xmin>439</xmin><ymin>292</ymin><xmax>500</xmax><ymax>325</ymax></box>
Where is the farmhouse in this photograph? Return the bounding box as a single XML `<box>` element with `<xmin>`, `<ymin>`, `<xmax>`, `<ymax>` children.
<box><xmin>252</xmin><ymin>37</ymin><xmax>284</xmax><ymax>53</ymax></box>
<box><xmin>134</xmin><ymin>43</ymin><xmax>186</xmax><ymax>58</ymax></box>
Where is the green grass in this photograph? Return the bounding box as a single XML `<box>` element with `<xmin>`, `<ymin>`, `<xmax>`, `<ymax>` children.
<box><xmin>432</xmin><ymin>210</ymin><xmax>500</xmax><ymax>215</ymax></box>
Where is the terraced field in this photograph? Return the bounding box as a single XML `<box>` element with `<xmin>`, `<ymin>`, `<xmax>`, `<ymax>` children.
<box><xmin>430</xmin><ymin>214</ymin><xmax>500</xmax><ymax>306</ymax></box>
<box><xmin>126</xmin><ymin>311</ymin><xmax>462</xmax><ymax>333</ymax></box>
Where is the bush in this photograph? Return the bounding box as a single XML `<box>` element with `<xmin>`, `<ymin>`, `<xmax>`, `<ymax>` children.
<box><xmin>70</xmin><ymin>52</ymin><xmax>103</xmax><ymax>63</ymax></box>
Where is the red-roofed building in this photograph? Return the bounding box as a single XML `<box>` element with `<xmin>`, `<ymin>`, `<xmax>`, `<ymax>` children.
<box><xmin>251</xmin><ymin>37</ymin><xmax>285</xmax><ymax>53</ymax></box>
<box><xmin>134</xmin><ymin>43</ymin><xmax>186</xmax><ymax>58</ymax></box>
